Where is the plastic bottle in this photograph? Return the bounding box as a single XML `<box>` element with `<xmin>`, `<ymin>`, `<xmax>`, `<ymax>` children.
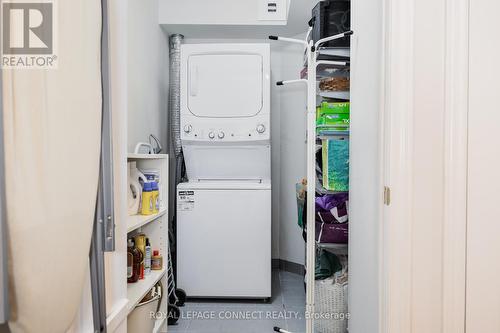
<box><xmin>141</xmin><ymin>182</ymin><xmax>154</xmax><ymax>215</ymax></box>
<box><xmin>127</xmin><ymin>239</ymin><xmax>134</xmax><ymax>281</ymax></box>
<box><xmin>151</xmin><ymin>181</ymin><xmax>159</xmax><ymax>213</ymax></box>
<box><xmin>127</xmin><ymin>239</ymin><xmax>143</xmax><ymax>283</ymax></box>
<box><xmin>144</xmin><ymin>238</ymin><xmax>152</xmax><ymax>275</ymax></box>
<box><xmin>135</xmin><ymin>234</ymin><xmax>146</xmax><ymax>279</ymax></box>
<box><xmin>128</xmin><ymin>162</ymin><xmax>147</xmax><ymax>215</ymax></box>
<box><xmin>151</xmin><ymin>250</ymin><xmax>163</xmax><ymax>270</ymax></box>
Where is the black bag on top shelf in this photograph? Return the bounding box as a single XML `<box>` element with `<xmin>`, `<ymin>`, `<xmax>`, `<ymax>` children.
<box><xmin>311</xmin><ymin>0</ymin><xmax>351</xmax><ymax>48</ymax></box>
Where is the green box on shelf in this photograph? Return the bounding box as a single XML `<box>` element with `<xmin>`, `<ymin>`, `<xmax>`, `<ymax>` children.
<box><xmin>316</xmin><ymin>102</ymin><xmax>350</xmax><ymax>128</ymax></box>
<box><xmin>322</xmin><ymin>137</ymin><xmax>349</xmax><ymax>192</ymax></box>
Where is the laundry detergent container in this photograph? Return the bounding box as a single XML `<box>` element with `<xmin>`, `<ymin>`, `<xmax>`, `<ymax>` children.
<box><xmin>127</xmin><ymin>287</ymin><xmax>160</xmax><ymax>333</ymax></box>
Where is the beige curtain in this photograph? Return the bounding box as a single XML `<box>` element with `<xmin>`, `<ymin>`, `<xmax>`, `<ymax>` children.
<box><xmin>2</xmin><ymin>0</ymin><xmax>102</xmax><ymax>332</ymax></box>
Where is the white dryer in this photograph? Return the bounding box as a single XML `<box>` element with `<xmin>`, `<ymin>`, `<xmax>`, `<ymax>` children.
<box><xmin>177</xmin><ymin>43</ymin><xmax>271</xmax><ymax>298</ymax></box>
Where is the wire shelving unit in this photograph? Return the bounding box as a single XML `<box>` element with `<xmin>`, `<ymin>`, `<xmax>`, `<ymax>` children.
<box><xmin>269</xmin><ymin>27</ymin><xmax>353</xmax><ymax>333</ymax></box>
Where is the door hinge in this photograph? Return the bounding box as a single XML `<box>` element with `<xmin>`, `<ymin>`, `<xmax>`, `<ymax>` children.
<box><xmin>384</xmin><ymin>186</ymin><xmax>391</xmax><ymax>206</ymax></box>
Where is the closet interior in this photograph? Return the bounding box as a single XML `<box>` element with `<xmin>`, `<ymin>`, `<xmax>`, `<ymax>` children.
<box><xmin>120</xmin><ymin>0</ymin><xmax>382</xmax><ymax>332</ymax></box>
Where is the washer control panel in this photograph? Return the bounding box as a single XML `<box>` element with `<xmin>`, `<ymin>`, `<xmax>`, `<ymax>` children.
<box><xmin>181</xmin><ymin>117</ymin><xmax>270</xmax><ymax>142</ymax></box>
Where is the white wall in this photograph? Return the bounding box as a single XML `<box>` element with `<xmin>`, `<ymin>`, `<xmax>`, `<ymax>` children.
<box><xmin>276</xmin><ymin>36</ymin><xmax>308</xmax><ymax>265</ymax></box>
<box><xmin>349</xmin><ymin>0</ymin><xmax>383</xmax><ymax>330</ymax></box>
<box><xmin>127</xmin><ymin>0</ymin><xmax>169</xmax><ymax>153</ymax></box>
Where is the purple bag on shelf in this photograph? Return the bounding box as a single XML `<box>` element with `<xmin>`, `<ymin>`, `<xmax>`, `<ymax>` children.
<box><xmin>315</xmin><ymin>192</ymin><xmax>349</xmax><ymax>224</ymax></box>
<box><xmin>316</xmin><ymin>221</ymin><xmax>349</xmax><ymax>244</ymax></box>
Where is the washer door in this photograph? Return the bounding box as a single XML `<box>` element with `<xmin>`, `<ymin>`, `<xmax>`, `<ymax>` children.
<box><xmin>187</xmin><ymin>54</ymin><xmax>263</xmax><ymax>118</ymax></box>
<box><xmin>177</xmin><ymin>187</ymin><xmax>271</xmax><ymax>298</ymax></box>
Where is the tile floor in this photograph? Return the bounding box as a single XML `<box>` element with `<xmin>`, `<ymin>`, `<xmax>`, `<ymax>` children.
<box><xmin>166</xmin><ymin>270</ymin><xmax>306</xmax><ymax>333</ymax></box>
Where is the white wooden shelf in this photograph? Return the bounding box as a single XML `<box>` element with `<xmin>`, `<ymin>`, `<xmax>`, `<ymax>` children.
<box><xmin>126</xmin><ymin>268</ymin><xmax>167</xmax><ymax>314</ymax></box>
<box><xmin>319</xmin><ymin>90</ymin><xmax>350</xmax><ymax>100</ymax></box>
<box><xmin>317</xmin><ymin>47</ymin><xmax>350</xmax><ymax>58</ymax></box>
<box><xmin>127</xmin><ymin>208</ymin><xmax>167</xmax><ymax>233</ymax></box>
<box><xmin>125</xmin><ymin>154</ymin><xmax>169</xmax><ymax>324</ymax></box>
<box><xmin>317</xmin><ymin>242</ymin><xmax>348</xmax><ymax>249</ymax></box>
<box><xmin>317</xmin><ymin>242</ymin><xmax>348</xmax><ymax>254</ymax></box>
<box><xmin>127</xmin><ymin>153</ymin><xmax>168</xmax><ymax>160</ymax></box>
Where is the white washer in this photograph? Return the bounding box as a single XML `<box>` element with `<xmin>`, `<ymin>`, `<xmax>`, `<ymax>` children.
<box><xmin>177</xmin><ymin>43</ymin><xmax>271</xmax><ymax>298</ymax></box>
<box><xmin>177</xmin><ymin>181</ymin><xmax>271</xmax><ymax>298</ymax></box>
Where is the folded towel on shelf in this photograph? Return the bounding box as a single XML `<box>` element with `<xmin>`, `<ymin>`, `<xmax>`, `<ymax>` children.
<box><xmin>315</xmin><ymin>250</ymin><xmax>343</xmax><ymax>280</ymax></box>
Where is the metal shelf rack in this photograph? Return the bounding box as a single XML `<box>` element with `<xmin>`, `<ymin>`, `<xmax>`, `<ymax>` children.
<box><xmin>270</xmin><ymin>28</ymin><xmax>353</xmax><ymax>333</ymax></box>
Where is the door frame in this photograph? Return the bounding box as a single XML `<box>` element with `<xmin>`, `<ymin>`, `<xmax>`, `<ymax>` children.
<box><xmin>441</xmin><ymin>0</ymin><xmax>469</xmax><ymax>332</ymax></box>
<box><xmin>380</xmin><ymin>0</ymin><xmax>469</xmax><ymax>331</ymax></box>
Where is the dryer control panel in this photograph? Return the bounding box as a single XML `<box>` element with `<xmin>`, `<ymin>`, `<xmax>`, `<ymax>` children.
<box><xmin>180</xmin><ymin>43</ymin><xmax>271</xmax><ymax>144</ymax></box>
<box><xmin>181</xmin><ymin>116</ymin><xmax>270</xmax><ymax>143</ymax></box>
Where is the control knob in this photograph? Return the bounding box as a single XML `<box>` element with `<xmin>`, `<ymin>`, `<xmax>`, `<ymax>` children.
<box><xmin>183</xmin><ymin>124</ymin><xmax>192</xmax><ymax>133</ymax></box>
<box><xmin>256</xmin><ymin>124</ymin><xmax>266</xmax><ymax>134</ymax></box>
<box><xmin>208</xmin><ymin>131</ymin><xmax>215</xmax><ymax>139</ymax></box>
<box><xmin>218</xmin><ymin>131</ymin><xmax>225</xmax><ymax>139</ymax></box>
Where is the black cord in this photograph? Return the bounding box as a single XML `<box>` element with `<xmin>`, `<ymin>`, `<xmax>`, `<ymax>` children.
<box><xmin>149</xmin><ymin>134</ymin><xmax>163</xmax><ymax>154</ymax></box>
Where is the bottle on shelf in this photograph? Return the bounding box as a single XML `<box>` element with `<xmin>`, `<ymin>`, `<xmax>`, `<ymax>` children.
<box><xmin>151</xmin><ymin>250</ymin><xmax>163</xmax><ymax>270</ymax></box>
<box><xmin>144</xmin><ymin>238</ymin><xmax>152</xmax><ymax>275</ymax></box>
<box><xmin>127</xmin><ymin>238</ymin><xmax>143</xmax><ymax>283</ymax></box>
<box><xmin>151</xmin><ymin>181</ymin><xmax>159</xmax><ymax>214</ymax></box>
<box><xmin>141</xmin><ymin>182</ymin><xmax>154</xmax><ymax>215</ymax></box>
<box><xmin>128</xmin><ymin>162</ymin><xmax>147</xmax><ymax>215</ymax></box>
<box><xmin>135</xmin><ymin>234</ymin><xmax>146</xmax><ymax>279</ymax></box>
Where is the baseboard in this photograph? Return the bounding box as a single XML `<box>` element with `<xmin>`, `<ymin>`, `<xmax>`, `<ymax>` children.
<box><xmin>272</xmin><ymin>259</ymin><xmax>304</xmax><ymax>276</ymax></box>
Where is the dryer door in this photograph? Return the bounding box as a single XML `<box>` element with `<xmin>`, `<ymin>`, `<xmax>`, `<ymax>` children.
<box><xmin>187</xmin><ymin>54</ymin><xmax>263</xmax><ymax>118</ymax></box>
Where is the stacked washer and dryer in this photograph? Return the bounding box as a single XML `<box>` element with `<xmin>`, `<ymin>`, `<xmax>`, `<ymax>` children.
<box><xmin>176</xmin><ymin>44</ymin><xmax>272</xmax><ymax>299</ymax></box>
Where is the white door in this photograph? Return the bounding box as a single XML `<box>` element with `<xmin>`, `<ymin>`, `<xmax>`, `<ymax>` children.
<box><xmin>177</xmin><ymin>187</ymin><xmax>271</xmax><ymax>298</ymax></box>
<box><xmin>466</xmin><ymin>1</ymin><xmax>500</xmax><ymax>331</ymax></box>
<box><xmin>187</xmin><ymin>54</ymin><xmax>263</xmax><ymax>118</ymax></box>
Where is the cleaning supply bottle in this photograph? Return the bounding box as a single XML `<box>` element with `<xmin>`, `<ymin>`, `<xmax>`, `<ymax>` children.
<box><xmin>128</xmin><ymin>162</ymin><xmax>147</xmax><ymax>215</ymax></box>
<box><xmin>151</xmin><ymin>181</ymin><xmax>159</xmax><ymax>213</ymax></box>
<box><xmin>127</xmin><ymin>162</ymin><xmax>141</xmax><ymax>215</ymax></box>
<box><xmin>127</xmin><ymin>239</ymin><xmax>142</xmax><ymax>283</ymax></box>
<box><xmin>141</xmin><ymin>182</ymin><xmax>154</xmax><ymax>215</ymax></box>
<box><xmin>144</xmin><ymin>238</ymin><xmax>152</xmax><ymax>275</ymax></box>
<box><xmin>151</xmin><ymin>250</ymin><xmax>163</xmax><ymax>270</ymax></box>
